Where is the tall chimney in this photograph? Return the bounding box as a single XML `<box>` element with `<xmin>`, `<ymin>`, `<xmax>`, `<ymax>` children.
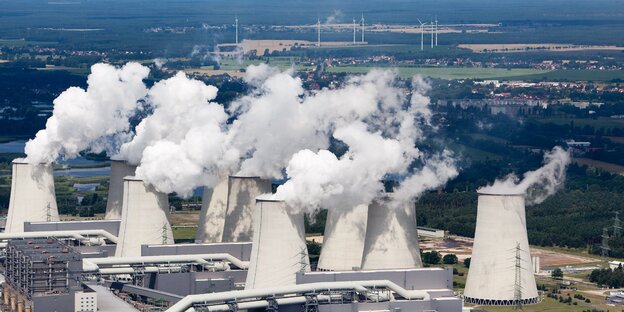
<box><xmin>221</xmin><ymin>176</ymin><xmax>272</xmax><ymax>242</ymax></box>
<box><xmin>104</xmin><ymin>160</ymin><xmax>137</xmax><ymax>220</ymax></box>
<box><xmin>245</xmin><ymin>198</ymin><xmax>309</xmax><ymax>289</ymax></box>
<box><xmin>6</xmin><ymin>159</ymin><xmax>59</xmax><ymax>233</ymax></box>
<box><xmin>317</xmin><ymin>204</ymin><xmax>368</xmax><ymax>271</ymax></box>
<box><xmin>361</xmin><ymin>197</ymin><xmax>422</xmax><ymax>270</ymax></box>
<box><xmin>115</xmin><ymin>176</ymin><xmax>173</xmax><ymax>257</ymax></box>
<box><xmin>464</xmin><ymin>192</ymin><xmax>539</xmax><ymax>306</ymax></box>
<box><xmin>195</xmin><ymin>177</ymin><xmax>229</xmax><ymax>243</ymax></box>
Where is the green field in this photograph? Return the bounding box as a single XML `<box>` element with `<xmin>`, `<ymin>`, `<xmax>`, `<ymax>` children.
<box><xmin>508</xmin><ymin>69</ymin><xmax>624</xmax><ymax>82</ymax></box>
<box><xmin>326</xmin><ymin>65</ymin><xmax>549</xmax><ymax>80</ymax></box>
<box><xmin>219</xmin><ymin>57</ymin><xmax>311</xmax><ymax>71</ymax></box>
<box><xmin>0</xmin><ymin>39</ymin><xmax>57</xmax><ymax>47</ymax></box>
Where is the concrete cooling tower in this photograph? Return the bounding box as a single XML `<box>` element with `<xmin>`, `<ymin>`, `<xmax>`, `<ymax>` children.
<box><xmin>115</xmin><ymin>176</ymin><xmax>174</xmax><ymax>257</ymax></box>
<box><xmin>195</xmin><ymin>178</ymin><xmax>228</xmax><ymax>243</ymax></box>
<box><xmin>245</xmin><ymin>198</ymin><xmax>310</xmax><ymax>289</ymax></box>
<box><xmin>361</xmin><ymin>197</ymin><xmax>422</xmax><ymax>270</ymax></box>
<box><xmin>5</xmin><ymin>159</ymin><xmax>60</xmax><ymax>233</ymax></box>
<box><xmin>463</xmin><ymin>193</ymin><xmax>539</xmax><ymax>306</ymax></box>
<box><xmin>104</xmin><ymin>160</ymin><xmax>137</xmax><ymax>220</ymax></box>
<box><xmin>317</xmin><ymin>204</ymin><xmax>368</xmax><ymax>271</ymax></box>
<box><xmin>221</xmin><ymin>176</ymin><xmax>272</xmax><ymax>242</ymax></box>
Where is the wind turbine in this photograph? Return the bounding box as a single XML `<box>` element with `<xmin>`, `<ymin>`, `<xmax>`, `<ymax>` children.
<box><xmin>353</xmin><ymin>18</ymin><xmax>356</xmax><ymax>44</ymax></box>
<box><xmin>435</xmin><ymin>16</ymin><xmax>438</xmax><ymax>46</ymax></box>
<box><xmin>417</xmin><ymin>19</ymin><xmax>425</xmax><ymax>51</ymax></box>
<box><xmin>430</xmin><ymin>17</ymin><xmax>434</xmax><ymax>48</ymax></box>
<box><xmin>317</xmin><ymin>17</ymin><xmax>321</xmax><ymax>47</ymax></box>
<box><xmin>360</xmin><ymin>13</ymin><xmax>365</xmax><ymax>43</ymax></box>
<box><xmin>235</xmin><ymin>16</ymin><xmax>239</xmax><ymax>44</ymax></box>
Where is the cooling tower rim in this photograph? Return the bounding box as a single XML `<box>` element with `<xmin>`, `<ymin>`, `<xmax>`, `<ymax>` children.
<box><xmin>109</xmin><ymin>158</ymin><xmax>130</xmax><ymax>164</ymax></box>
<box><xmin>477</xmin><ymin>191</ymin><xmax>525</xmax><ymax>197</ymax></box>
<box><xmin>255</xmin><ymin>197</ymin><xmax>283</xmax><ymax>203</ymax></box>
<box><xmin>123</xmin><ymin>176</ymin><xmax>144</xmax><ymax>182</ymax></box>
<box><xmin>229</xmin><ymin>175</ymin><xmax>263</xmax><ymax>179</ymax></box>
<box><xmin>12</xmin><ymin>158</ymin><xmax>50</xmax><ymax>166</ymax></box>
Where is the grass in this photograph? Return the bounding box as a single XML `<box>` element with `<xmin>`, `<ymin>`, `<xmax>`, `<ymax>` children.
<box><xmin>0</xmin><ymin>39</ymin><xmax>57</xmax><ymax>47</ymax></box>
<box><xmin>447</xmin><ymin>142</ymin><xmax>504</xmax><ymax>162</ymax></box>
<box><xmin>504</xmin><ymin>69</ymin><xmax>624</xmax><ymax>82</ymax></box>
<box><xmin>172</xmin><ymin>226</ymin><xmax>197</xmax><ymax>241</ymax></box>
<box><xmin>326</xmin><ymin>65</ymin><xmax>549</xmax><ymax>80</ymax></box>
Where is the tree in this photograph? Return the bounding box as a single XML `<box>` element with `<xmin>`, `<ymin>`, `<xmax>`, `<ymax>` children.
<box><xmin>442</xmin><ymin>254</ymin><xmax>458</xmax><ymax>264</ymax></box>
<box><xmin>422</xmin><ymin>250</ymin><xmax>442</xmax><ymax>264</ymax></box>
<box><xmin>552</xmin><ymin>267</ymin><xmax>563</xmax><ymax>279</ymax></box>
<box><xmin>463</xmin><ymin>257</ymin><xmax>471</xmax><ymax>268</ymax></box>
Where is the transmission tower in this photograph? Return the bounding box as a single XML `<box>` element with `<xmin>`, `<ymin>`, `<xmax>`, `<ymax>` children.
<box><xmin>161</xmin><ymin>223</ymin><xmax>169</xmax><ymax>244</ymax></box>
<box><xmin>513</xmin><ymin>242</ymin><xmax>523</xmax><ymax>310</ymax></box>
<box><xmin>299</xmin><ymin>247</ymin><xmax>309</xmax><ymax>273</ymax></box>
<box><xmin>601</xmin><ymin>227</ymin><xmax>611</xmax><ymax>261</ymax></box>
<box><xmin>614</xmin><ymin>212</ymin><xmax>622</xmax><ymax>238</ymax></box>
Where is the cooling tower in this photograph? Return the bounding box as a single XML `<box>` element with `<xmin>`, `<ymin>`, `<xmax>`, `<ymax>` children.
<box><xmin>115</xmin><ymin>177</ymin><xmax>174</xmax><ymax>257</ymax></box>
<box><xmin>463</xmin><ymin>193</ymin><xmax>539</xmax><ymax>306</ymax></box>
<box><xmin>361</xmin><ymin>197</ymin><xmax>422</xmax><ymax>270</ymax></box>
<box><xmin>317</xmin><ymin>204</ymin><xmax>368</xmax><ymax>271</ymax></box>
<box><xmin>245</xmin><ymin>198</ymin><xmax>310</xmax><ymax>289</ymax></box>
<box><xmin>104</xmin><ymin>160</ymin><xmax>137</xmax><ymax>220</ymax></box>
<box><xmin>195</xmin><ymin>178</ymin><xmax>228</xmax><ymax>243</ymax></box>
<box><xmin>5</xmin><ymin>159</ymin><xmax>59</xmax><ymax>233</ymax></box>
<box><xmin>221</xmin><ymin>176</ymin><xmax>272</xmax><ymax>242</ymax></box>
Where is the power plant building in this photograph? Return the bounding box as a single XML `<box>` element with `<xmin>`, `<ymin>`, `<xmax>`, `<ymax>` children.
<box><xmin>463</xmin><ymin>192</ymin><xmax>539</xmax><ymax>305</ymax></box>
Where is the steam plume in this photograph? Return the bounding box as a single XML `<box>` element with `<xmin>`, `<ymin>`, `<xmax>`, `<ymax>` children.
<box><xmin>24</xmin><ymin>63</ymin><xmax>149</xmax><ymax>164</ymax></box>
<box><xmin>478</xmin><ymin>146</ymin><xmax>570</xmax><ymax>205</ymax></box>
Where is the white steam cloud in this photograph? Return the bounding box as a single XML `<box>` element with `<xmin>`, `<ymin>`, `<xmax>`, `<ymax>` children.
<box><xmin>24</xmin><ymin>62</ymin><xmax>149</xmax><ymax>164</ymax></box>
<box><xmin>478</xmin><ymin>146</ymin><xmax>570</xmax><ymax>205</ymax></box>
<box><xmin>325</xmin><ymin>10</ymin><xmax>344</xmax><ymax>25</ymax></box>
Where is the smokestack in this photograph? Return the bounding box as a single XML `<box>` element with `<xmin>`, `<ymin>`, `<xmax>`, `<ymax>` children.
<box><xmin>245</xmin><ymin>198</ymin><xmax>309</xmax><ymax>289</ymax></box>
<box><xmin>115</xmin><ymin>176</ymin><xmax>173</xmax><ymax>257</ymax></box>
<box><xmin>361</xmin><ymin>197</ymin><xmax>422</xmax><ymax>270</ymax></box>
<box><xmin>317</xmin><ymin>204</ymin><xmax>368</xmax><ymax>271</ymax></box>
<box><xmin>221</xmin><ymin>176</ymin><xmax>272</xmax><ymax>242</ymax></box>
<box><xmin>464</xmin><ymin>192</ymin><xmax>539</xmax><ymax>306</ymax></box>
<box><xmin>5</xmin><ymin>159</ymin><xmax>59</xmax><ymax>233</ymax></box>
<box><xmin>104</xmin><ymin>160</ymin><xmax>137</xmax><ymax>220</ymax></box>
<box><xmin>195</xmin><ymin>178</ymin><xmax>229</xmax><ymax>243</ymax></box>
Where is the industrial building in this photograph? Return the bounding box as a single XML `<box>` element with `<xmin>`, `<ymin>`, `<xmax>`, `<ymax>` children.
<box><xmin>0</xmin><ymin>160</ymin><xmax>470</xmax><ymax>311</ymax></box>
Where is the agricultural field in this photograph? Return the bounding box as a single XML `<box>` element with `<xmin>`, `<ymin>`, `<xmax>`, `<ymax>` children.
<box><xmin>326</xmin><ymin>65</ymin><xmax>548</xmax><ymax>80</ymax></box>
<box><xmin>458</xmin><ymin>43</ymin><xmax>624</xmax><ymax>53</ymax></box>
<box><xmin>536</xmin><ymin>117</ymin><xmax>624</xmax><ymax>131</ymax></box>
<box><xmin>509</xmin><ymin>69</ymin><xmax>624</xmax><ymax>82</ymax></box>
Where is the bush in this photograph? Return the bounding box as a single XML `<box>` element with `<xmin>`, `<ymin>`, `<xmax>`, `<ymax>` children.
<box><xmin>463</xmin><ymin>257</ymin><xmax>471</xmax><ymax>268</ymax></box>
<box><xmin>443</xmin><ymin>254</ymin><xmax>458</xmax><ymax>264</ymax></box>
<box><xmin>422</xmin><ymin>250</ymin><xmax>442</xmax><ymax>264</ymax></box>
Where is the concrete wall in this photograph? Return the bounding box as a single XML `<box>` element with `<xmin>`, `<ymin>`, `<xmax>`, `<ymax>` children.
<box><xmin>24</xmin><ymin>220</ymin><xmax>121</xmax><ymax>236</ymax></box>
<box><xmin>141</xmin><ymin>242</ymin><xmax>252</xmax><ymax>261</ymax></box>
<box><xmin>153</xmin><ymin>271</ymin><xmax>247</xmax><ymax>296</ymax></box>
<box><xmin>33</xmin><ymin>293</ymin><xmax>75</xmax><ymax>312</ymax></box>
<box><xmin>297</xmin><ymin>267</ymin><xmax>453</xmax><ymax>290</ymax></box>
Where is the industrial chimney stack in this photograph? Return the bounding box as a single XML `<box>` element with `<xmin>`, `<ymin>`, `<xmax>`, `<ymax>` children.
<box><xmin>464</xmin><ymin>192</ymin><xmax>539</xmax><ymax>306</ymax></box>
<box><xmin>104</xmin><ymin>160</ymin><xmax>137</xmax><ymax>220</ymax></box>
<box><xmin>5</xmin><ymin>159</ymin><xmax>59</xmax><ymax>233</ymax></box>
<box><xmin>361</xmin><ymin>197</ymin><xmax>422</xmax><ymax>270</ymax></box>
<box><xmin>317</xmin><ymin>204</ymin><xmax>368</xmax><ymax>271</ymax></box>
<box><xmin>245</xmin><ymin>198</ymin><xmax>309</xmax><ymax>289</ymax></box>
<box><xmin>115</xmin><ymin>177</ymin><xmax>174</xmax><ymax>257</ymax></box>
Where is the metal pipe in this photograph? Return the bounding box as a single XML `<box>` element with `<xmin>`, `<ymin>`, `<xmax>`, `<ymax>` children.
<box><xmin>0</xmin><ymin>230</ymin><xmax>118</xmax><ymax>244</ymax></box>
<box><xmin>83</xmin><ymin>253</ymin><xmax>248</xmax><ymax>272</ymax></box>
<box><xmin>166</xmin><ymin>280</ymin><xmax>430</xmax><ymax>312</ymax></box>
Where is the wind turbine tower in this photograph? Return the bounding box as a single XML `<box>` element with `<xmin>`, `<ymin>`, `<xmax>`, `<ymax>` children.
<box><xmin>361</xmin><ymin>13</ymin><xmax>365</xmax><ymax>43</ymax></box>
<box><xmin>418</xmin><ymin>19</ymin><xmax>424</xmax><ymax>51</ymax></box>
<box><xmin>353</xmin><ymin>18</ymin><xmax>356</xmax><ymax>44</ymax></box>
<box><xmin>435</xmin><ymin>16</ymin><xmax>438</xmax><ymax>46</ymax></box>
<box><xmin>317</xmin><ymin>17</ymin><xmax>321</xmax><ymax>47</ymax></box>
<box><xmin>235</xmin><ymin>16</ymin><xmax>239</xmax><ymax>44</ymax></box>
<box><xmin>430</xmin><ymin>18</ymin><xmax>434</xmax><ymax>48</ymax></box>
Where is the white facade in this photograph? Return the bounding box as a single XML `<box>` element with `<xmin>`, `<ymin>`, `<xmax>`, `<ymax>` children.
<box><xmin>6</xmin><ymin>159</ymin><xmax>59</xmax><ymax>233</ymax></box>
<box><xmin>104</xmin><ymin>160</ymin><xmax>136</xmax><ymax>220</ymax></box>
<box><xmin>195</xmin><ymin>178</ymin><xmax>229</xmax><ymax>243</ymax></box>
<box><xmin>317</xmin><ymin>204</ymin><xmax>368</xmax><ymax>271</ymax></box>
<box><xmin>115</xmin><ymin>177</ymin><xmax>174</xmax><ymax>257</ymax></box>
<box><xmin>464</xmin><ymin>193</ymin><xmax>539</xmax><ymax>306</ymax></box>
<box><xmin>245</xmin><ymin>199</ymin><xmax>310</xmax><ymax>289</ymax></box>
<box><xmin>361</xmin><ymin>197</ymin><xmax>422</xmax><ymax>270</ymax></box>
<box><xmin>221</xmin><ymin>176</ymin><xmax>272</xmax><ymax>242</ymax></box>
<box><xmin>74</xmin><ymin>290</ymin><xmax>97</xmax><ymax>312</ymax></box>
